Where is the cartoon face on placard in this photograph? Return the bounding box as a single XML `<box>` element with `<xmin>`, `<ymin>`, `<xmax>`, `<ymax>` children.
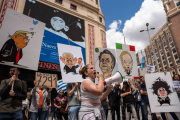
<box><xmin>94</xmin><ymin>47</ymin><xmax>117</xmax><ymax>84</ymax></box>
<box><xmin>0</xmin><ymin>8</ymin><xmax>45</xmax><ymax>70</ymax></box>
<box><xmin>116</xmin><ymin>49</ymin><xmax>138</xmax><ymax>79</ymax></box>
<box><xmin>145</xmin><ymin>72</ymin><xmax>180</xmax><ymax>113</ymax></box>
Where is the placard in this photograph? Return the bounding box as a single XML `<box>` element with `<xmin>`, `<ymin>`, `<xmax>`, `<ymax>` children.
<box><xmin>146</xmin><ymin>65</ymin><xmax>155</xmax><ymax>73</ymax></box>
<box><xmin>58</xmin><ymin>43</ymin><xmax>84</xmax><ymax>83</ymax></box>
<box><xmin>172</xmin><ymin>81</ymin><xmax>180</xmax><ymax>88</ymax></box>
<box><xmin>145</xmin><ymin>72</ymin><xmax>180</xmax><ymax>112</ymax></box>
<box><xmin>36</xmin><ymin>72</ymin><xmax>57</xmax><ymax>88</ymax></box>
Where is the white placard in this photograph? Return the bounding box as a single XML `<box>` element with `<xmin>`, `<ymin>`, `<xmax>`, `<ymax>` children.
<box><xmin>0</xmin><ymin>8</ymin><xmax>45</xmax><ymax>70</ymax></box>
<box><xmin>57</xmin><ymin>43</ymin><xmax>84</xmax><ymax>83</ymax></box>
<box><xmin>94</xmin><ymin>47</ymin><xmax>117</xmax><ymax>84</ymax></box>
<box><xmin>145</xmin><ymin>72</ymin><xmax>180</xmax><ymax>112</ymax></box>
<box><xmin>146</xmin><ymin>65</ymin><xmax>155</xmax><ymax>73</ymax></box>
<box><xmin>116</xmin><ymin>49</ymin><xmax>139</xmax><ymax>79</ymax></box>
<box><xmin>172</xmin><ymin>81</ymin><xmax>180</xmax><ymax>88</ymax></box>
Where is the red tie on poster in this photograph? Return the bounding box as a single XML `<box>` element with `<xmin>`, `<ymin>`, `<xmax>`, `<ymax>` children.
<box><xmin>16</xmin><ymin>50</ymin><xmax>20</xmax><ymax>63</ymax></box>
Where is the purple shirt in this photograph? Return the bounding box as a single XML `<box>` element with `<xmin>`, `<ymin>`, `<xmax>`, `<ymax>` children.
<box><xmin>54</xmin><ymin>96</ymin><xmax>68</xmax><ymax>112</ymax></box>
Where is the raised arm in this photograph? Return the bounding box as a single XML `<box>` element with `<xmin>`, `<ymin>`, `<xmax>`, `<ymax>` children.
<box><xmin>100</xmin><ymin>85</ymin><xmax>113</xmax><ymax>101</ymax></box>
<box><xmin>67</xmin><ymin>82</ymin><xmax>78</xmax><ymax>97</ymax></box>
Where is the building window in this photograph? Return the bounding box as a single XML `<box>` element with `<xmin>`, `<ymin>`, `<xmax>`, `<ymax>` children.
<box><xmin>156</xmin><ymin>54</ymin><xmax>159</xmax><ymax>58</ymax></box>
<box><xmin>151</xmin><ymin>52</ymin><xmax>153</xmax><ymax>55</ymax></box>
<box><xmin>159</xmin><ymin>64</ymin><xmax>161</xmax><ymax>68</ymax></box>
<box><xmin>160</xmin><ymin>51</ymin><xmax>163</xmax><ymax>55</ymax></box>
<box><xmin>173</xmin><ymin>71</ymin><xmax>175</xmax><ymax>75</ymax></box>
<box><xmin>55</xmin><ymin>0</ymin><xmax>62</xmax><ymax>4</ymax></box>
<box><xmin>159</xmin><ymin>46</ymin><xmax>162</xmax><ymax>50</ymax></box>
<box><xmin>152</xmin><ymin>56</ymin><xmax>155</xmax><ymax>60</ymax></box>
<box><xmin>170</xmin><ymin>43</ymin><xmax>174</xmax><ymax>47</ymax></box>
<box><xmin>96</xmin><ymin>0</ymin><xmax>98</xmax><ymax>4</ymax></box>
<box><xmin>176</xmin><ymin>1</ymin><xmax>180</xmax><ymax>7</ymax></box>
<box><xmin>164</xmin><ymin>42</ymin><xmax>167</xmax><ymax>46</ymax></box>
<box><xmin>162</xmin><ymin>56</ymin><xmax>165</xmax><ymax>60</ymax></box>
<box><xmin>148</xmin><ymin>55</ymin><xmax>150</xmax><ymax>58</ymax></box>
<box><xmin>164</xmin><ymin>66</ymin><xmax>167</xmax><ymax>70</ymax></box>
<box><xmin>165</xmin><ymin>47</ymin><xmax>168</xmax><ymax>52</ymax></box>
<box><xmin>163</xmin><ymin>61</ymin><xmax>166</xmax><ymax>65</ymax></box>
<box><xmin>162</xmin><ymin>36</ymin><xmax>165</xmax><ymax>40</ymax></box>
<box><xmin>160</xmin><ymin>69</ymin><xmax>162</xmax><ymax>72</ymax></box>
<box><xmin>176</xmin><ymin>60</ymin><xmax>180</xmax><ymax>64</ymax></box>
<box><xmin>167</xmin><ymin>52</ymin><xmax>170</xmax><ymax>57</ymax></box>
<box><xmin>71</xmin><ymin>4</ymin><xmax>77</xmax><ymax>10</ymax></box>
<box><xmin>169</xmin><ymin>58</ymin><xmax>172</xmax><ymax>63</ymax></box>
<box><xmin>154</xmin><ymin>61</ymin><xmax>156</xmax><ymax>65</ymax></box>
<box><xmin>99</xmin><ymin>17</ymin><xmax>102</xmax><ymax>22</ymax></box>
<box><xmin>169</xmin><ymin>37</ymin><xmax>172</xmax><ymax>42</ymax></box>
<box><xmin>172</xmin><ymin>48</ymin><xmax>176</xmax><ymax>53</ymax></box>
<box><xmin>155</xmin><ymin>49</ymin><xmax>157</xmax><ymax>53</ymax></box>
<box><xmin>174</xmin><ymin>54</ymin><xmax>178</xmax><ymax>59</ymax></box>
<box><xmin>157</xmin><ymin>59</ymin><xmax>160</xmax><ymax>63</ymax></box>
<box><xmin>149</xmin><ymin>59</ymin><xmax>151</xmax><ymax>63</ymax></box>
<box><xmin>170</xmin><ymin>63</ymin><xmax>173</xmax><ymax>67</ymax></box>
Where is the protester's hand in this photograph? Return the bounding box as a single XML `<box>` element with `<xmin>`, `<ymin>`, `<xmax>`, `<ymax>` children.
<box><xmin>74</xmin><ymin>82</ymin><xmax>78</xmax><ymax>87</ymax></box>
<box><xmin>9</xmin><ymin>75</ymin><xmax>16</xmax><ymax>85</ymax></box>
<box><xmin>48</xmin><ymin>87</ymin><xmax>52</xmax><ymax>92</ymax></box>
<box><xmin>107</xmin><ymin>85</ymin><xmax>113</xmax><ymax>92</ymax></box>
<box><xmin>106</xmin><ymin>99</ymin><xmax>109</xmax><ymax>103</ymax></box>
<box><xmin>128</xmin><ymin>91</ymin><xmax>132</xmax><ymax>95</ymax></box>
<box><xmin>78</xmin><ymin>97</ymin><xmax>81</xmax><ymax>101</ymax></box>
<box><xmin>58</xmin><ymin>106</ymin><xmax>61</xmax><ymax>109</ymax></box>
<box><xmin>128</xmin><ymin>79</ymin><xmax>132</xmax><ymax>84</ymax></box>
<box><xmin>65</xmin><ymin>107</ymin><xmax>68</xmax><ymax>112</ymax></box>
<box><xmin>97</xmin><ymin>72</ymin><xmax>103</xmax><ymax>79</ymax></box>
<box><xmin>26</xmin><ymin>114</ymin><xmax>28</xmax><ymax>119</ymax></box>
<box><xmin>137</xmin><ymin>89</ymin><xmax>139</xmax><ymax>92</ymax></box>
<box><xmin>9</xmin><ymin>90</ymin><xmax>15</xmax><ymax>97</ymax></box>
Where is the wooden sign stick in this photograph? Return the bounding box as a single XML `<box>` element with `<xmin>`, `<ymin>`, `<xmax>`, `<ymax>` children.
<box><xmin>11</xmin><ymin>68</ymin><xmax>18</xmax><ymax>90</ymax></box>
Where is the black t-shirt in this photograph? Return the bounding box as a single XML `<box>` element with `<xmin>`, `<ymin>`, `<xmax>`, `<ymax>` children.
<box><xmin>121</xmin><ymin>89</ymin><xmax>135</xmax><ymax>104</ymax></box>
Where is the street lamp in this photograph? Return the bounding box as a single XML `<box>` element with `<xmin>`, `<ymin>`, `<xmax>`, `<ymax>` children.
<box><xmin>140</xmin><ymin>23</ymin><xmax>159</xmax><ymax>72</ymax></box>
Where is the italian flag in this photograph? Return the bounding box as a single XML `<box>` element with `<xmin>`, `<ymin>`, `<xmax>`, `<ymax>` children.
<box><xmin>116</xmin><ymin>43</ymin><xmax>139</xmax><ymax>79</ymax></box>
<box><xmin>116</xmin><ymin>43</ymin><xmax>135</xmax><ymax>52</ymax></box>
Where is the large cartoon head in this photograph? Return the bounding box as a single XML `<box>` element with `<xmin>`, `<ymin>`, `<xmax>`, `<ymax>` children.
<box><xmin>151</xmin><ymin>77</ymin><xmax>172</xmax><ymax>97</ymax></box>
<box><xmin>120</xmin><ymin>51</ymin><xmax>133</xmax><ymax>71</ymax></box>
<box><xmin>98</xmin><ymin>49</ymin><xmax>115</xmax><ymax>74</ymax></box>
<box><xmin>60</xmin><ymin>53</ymin><xmax>77</xmax><ymax>67</ymax></box>
<box><xmin>11</xmin><ymin>31</ymin><xmax>34</xmax><ymax>49</ymax></box>
<box><xmin>51</xmin><ymin>17</ymin><xmax>69</xmax><ymax>31</ymax></box>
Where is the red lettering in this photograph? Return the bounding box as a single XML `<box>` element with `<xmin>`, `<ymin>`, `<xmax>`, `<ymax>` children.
<box><xmin>49</xmin><ymin>63</ymin><xmax>52</xmax><ymax>69</ymax></box>
<box><xmin>43</xmin><ymin>62</ymin><xmax>49</xmax><ymax>68</ymax></box>
<box><xmin>54</xmin><ymin>64</ymin><xmax>57</xmax><ymax>70</ymax></box>
<box><xmin>109</xmin><ymin>78</ymin><xmax>112</xmax><ymax>81</ymax></box>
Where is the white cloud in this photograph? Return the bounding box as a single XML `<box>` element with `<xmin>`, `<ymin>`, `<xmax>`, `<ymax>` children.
<box><xmin>106</xmin><ymin>0</ymin><xmax>166</xmax><ymax>52</ymax></box>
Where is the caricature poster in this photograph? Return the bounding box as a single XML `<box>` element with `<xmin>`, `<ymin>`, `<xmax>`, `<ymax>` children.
<box><xmin>94</xmin><ymin>47</ymin><xmax>117</xmax><ymax>84</ymax></box>
<box><xmin>23</xmin><ymin>0</ymin><xmax>86</xmax><ymax>63</ymax></box>
<box><xmin>116</xmin><ymin>43</ymin><xmax>139</xmax><ymax>79</ymax></box>
<box><xmin>0</xmin><ymin>8</ymin><xmax>45</xmax><ymax>70</ymax></box>
<box><xmin>57</xmin><ymin>44</ymin><xmax>84</xmax><ymax>83</ymax></box>
<box><xmin>145</xmin><ymin>72</ymin><xmax>180</xmax><ymax>112</ymax></box>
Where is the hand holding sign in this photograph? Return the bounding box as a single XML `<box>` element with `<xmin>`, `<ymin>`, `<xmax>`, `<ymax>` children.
<box><xmin>36</xmin><ymin>72</ymin><xmax>57</xmax><ymax>88</ymax></box>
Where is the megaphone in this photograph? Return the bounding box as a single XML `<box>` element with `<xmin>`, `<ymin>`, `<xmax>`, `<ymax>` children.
<box><xmin>103</xmin><ymin>72</ymin><xmax>123</xmax><ymax>86</ymax></box>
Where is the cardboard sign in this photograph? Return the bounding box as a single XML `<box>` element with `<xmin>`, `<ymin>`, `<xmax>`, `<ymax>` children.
<box><xmin>146</xmin><ymin>65</ymin><xmax>155</xmax><ymax>73</ymax></box>
<box><xmin>36</xmin><ymin>72</ymin><xmax>57</xmax><ymax>88</ymax></box>
<box><xmin>172</xmin><ymin>81</ymin><xmax>180</xmax><ymax>88</ymax></box>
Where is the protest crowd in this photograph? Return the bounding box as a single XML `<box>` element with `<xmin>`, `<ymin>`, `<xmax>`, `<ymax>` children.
<box><xmin>0</xmin><ymin>66</ymin><xmax>180</xmax><ymax>120</ymax></box>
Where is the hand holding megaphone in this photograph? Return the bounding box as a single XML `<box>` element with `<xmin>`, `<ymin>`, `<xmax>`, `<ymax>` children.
<box><xmin>103</xmin><ymin>72</ymin><xmax>123</xmax><ymax>86</ymax></box>
<box><xmin>96</xmin><ymin>72</ymin><xmax>103</xmax><ymax>79</ymax></box>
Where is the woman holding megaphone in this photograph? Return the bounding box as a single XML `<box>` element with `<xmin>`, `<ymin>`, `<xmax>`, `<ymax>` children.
<box><xmin>78</xmin><ymin>65</ymin><xmax>113</xmax><ymax>120</ymax></box>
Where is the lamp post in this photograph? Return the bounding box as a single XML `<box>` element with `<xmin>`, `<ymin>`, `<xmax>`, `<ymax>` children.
<box><xmin>140</xmin><ymin>23</ymin><xmax>159</xmax><ymax>72</ymax></box>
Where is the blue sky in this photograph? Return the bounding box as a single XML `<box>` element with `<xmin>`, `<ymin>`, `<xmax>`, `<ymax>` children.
<box><xmin>100</xmin><ymin>0</ymin><xmax>167</xmax><ymax>52</ymax></box>
<box><xmin>101</xmin><ymin>0</ymin><xmax>144</xmax><ymax>32</ymax></box>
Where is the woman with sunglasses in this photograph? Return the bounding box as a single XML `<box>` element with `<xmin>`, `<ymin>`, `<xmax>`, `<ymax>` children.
<box><xmin>54</xmin><ymin>90</ymin><xmax>68</xmax><ymax>120</ymax></box>
<box><xmin>78</xmin><ymin>65</ymin><xmax>113</xmax><ymax>120</ymax></box>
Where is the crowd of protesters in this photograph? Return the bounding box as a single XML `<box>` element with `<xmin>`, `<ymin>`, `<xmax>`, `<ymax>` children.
<box><xmin>0</xmin><ymin>66</ymin><xmax>180</xmax><ymax>120</ymax></box>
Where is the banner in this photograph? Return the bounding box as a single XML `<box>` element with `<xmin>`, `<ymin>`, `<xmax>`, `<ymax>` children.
<box><xmin>145</xmin><ymin>72</ymin><xmax>180</xmax><ymax>112</ymax></box>
<box><xmin>0</xmin><ymin>8</ymin><xmax>45</xmax><ymax>70</ymax></box>
<box><xmin>36</xmin><ymin>72</ymin><xmax>57</xmax><ymax>88</ymax></box>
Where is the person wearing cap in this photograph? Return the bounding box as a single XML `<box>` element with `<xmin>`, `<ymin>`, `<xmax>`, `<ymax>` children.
<box><xmin>120</xmin><ymin>79</ymin><xmax>138</xmax><ymax>120</ymax></box>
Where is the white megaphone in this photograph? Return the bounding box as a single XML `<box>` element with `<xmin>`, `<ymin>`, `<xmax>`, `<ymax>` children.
<box><xmin>103</xmin><ymin>72</ymin><xmax>123</xmax><ymax>86</ymax></box>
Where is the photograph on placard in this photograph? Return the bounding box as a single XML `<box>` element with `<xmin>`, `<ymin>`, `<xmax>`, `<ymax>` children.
<box><xmin>57</xmin><ymin>43</ymin><xmax>84</xmax><ymax>83</ymax></box>
<box><xmin>145</xmin><ymin>72</ymin><xmax>180</xmax><ymax>112</ymax></box>
<box><xmin>146</xmin><ymin>65</ymin><xmax>155</xmax><ymax>73</ymax></box>
<box><xmin>116</xmin><ymin>43</ymin><xmax>139</xmax><ymax>79</ymax></box>
<box><xmin>0</xmin><ymin>8</ymin><xmax>45</xmax><ymax>70</ymax></box>
<box><xmin>94</xmin><ymin>47</ymin><xmax>117</xmax><ymax>84</ymax></box>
